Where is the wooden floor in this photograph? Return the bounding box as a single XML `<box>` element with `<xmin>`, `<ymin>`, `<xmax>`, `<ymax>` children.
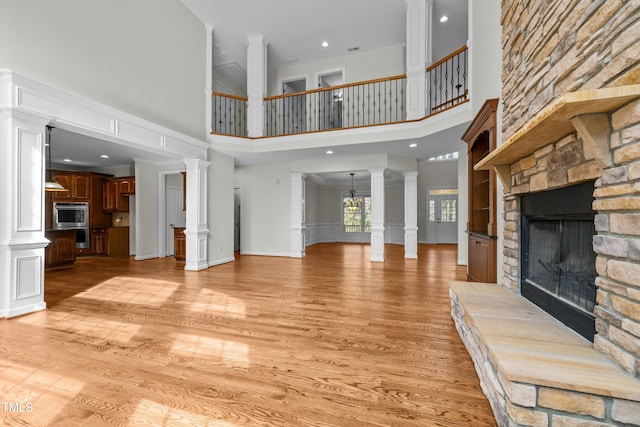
<box><xmin>0</xmin><ymin>244</ymin><xmax>496</xmax><ymax>426</ymax></box>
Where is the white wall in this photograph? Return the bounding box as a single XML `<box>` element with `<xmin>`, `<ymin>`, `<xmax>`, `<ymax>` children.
<box><xmin>417</xmin><ymin>159</ymin><xmax>459</xmax><ymax>243</ymax></box>
<box><xmin>271</xmin><ymin>44</ymin><xmax>405</xmax><ymax>95</ymax></box>
<box><xmin>134</xmin><ymin>160</ymin><xmax>159</xmax><ymax>259</ymax></box>
<box><xmin>207</xmin><ymin>150</ymin><xmax>235</xmax><ymax>265</ymax></box>
<box><xmin>235</xmin><ymin>162</ymin><xmax>291</xmax><ymax>256</ymax></box>
<box><xmin>0</xmin><ymin>0</ymin><xmax>206</xmax><ymax>140</ymax></box>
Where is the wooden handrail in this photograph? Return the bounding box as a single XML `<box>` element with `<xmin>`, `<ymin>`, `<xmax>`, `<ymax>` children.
<box><xmin>212</xmin><ymin>92</ymin><xmax>248</xmax><ymax>101</ymax></box>
<box><xmin>427</xmin><ymin>45</ymin><xmax>468</xmax><ymax>72</ymax></box>
<box><xmin>432</xmin><ymin>90</ymin><xmax>469</xmax><ymax>110</ymax></box>
<box><xmin>264</xmin><ymin>74</ymin><xmax>407</xmax><ymax>101</ymax></box>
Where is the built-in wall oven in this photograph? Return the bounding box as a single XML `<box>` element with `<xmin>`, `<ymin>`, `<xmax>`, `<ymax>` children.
<box><xmin>53</xmin><ymin>202</ymin><xmax>90</xmax><ymax>249</ymax></box>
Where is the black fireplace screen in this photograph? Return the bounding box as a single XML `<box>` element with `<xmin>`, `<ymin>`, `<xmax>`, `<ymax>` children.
<box><xmin>520</xmin><ymin>181</ymin><xmax>597</xmax><ymax>341</ymax></box>
<box><xmin>524</xmin><ymin>219</ymin><xmax>596</xmax><ymax>313</ymax></box>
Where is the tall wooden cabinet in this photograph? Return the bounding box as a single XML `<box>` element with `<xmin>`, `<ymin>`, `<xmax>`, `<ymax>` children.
<box><xmin>462</xmin><ymin>99</ymin><xmax>499</xmax><ymax>283</ymax></box>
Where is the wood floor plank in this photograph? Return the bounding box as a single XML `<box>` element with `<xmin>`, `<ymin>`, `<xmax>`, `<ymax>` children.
<box><xmin>0</xmin><ymin>243</ymin><xmax>496</xmax><ymax>426</ymax></box>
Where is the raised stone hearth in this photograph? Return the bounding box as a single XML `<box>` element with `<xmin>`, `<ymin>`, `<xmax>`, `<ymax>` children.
<box><xmin>453</xmin><ymin>86</ymin><xmax>640</xmax><ymax>426</ymax></box>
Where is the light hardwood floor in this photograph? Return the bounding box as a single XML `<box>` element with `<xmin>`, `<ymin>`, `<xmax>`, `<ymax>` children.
<box><xmin>0</xmin><ymin>243</ymin><xmax>496</xmax><ymax>426</ymax></box>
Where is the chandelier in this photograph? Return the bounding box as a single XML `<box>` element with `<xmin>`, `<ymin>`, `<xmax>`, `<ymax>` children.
<box><xmin>343</xmin><ymin>173</ymin><xmax>363</xmax><ymax>211</ymax></box>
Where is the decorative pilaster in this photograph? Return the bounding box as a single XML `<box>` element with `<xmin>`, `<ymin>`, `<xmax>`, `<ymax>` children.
<box><xmin>205</xmin><ymin>24</ymin><xmax>214</xmax><ymax>136</ymax></box>
<box><xmin>403</xmin><ymin>171</ymin><xmax>419</xmax><ymax>259</ymax></box>
<box><xmin>369</xmin><ymin>168</ymin><xmax>386</xmax><ymax>262</ymax></box>
<box><xmin>183</xmin><ymin>158</ymin><xmax>210</xmax><ymax>271</ymax></box>
<box><xmin>247</xmin><ymin>35</ymin><xmax>268</xmax><ymax>137</ymax></box>
<box><xmin>290</xmin><ymin>173</ymin><xmax>306</xmax><ymax>258</ymax></box>
<box><xmin>405</xmin><ymin>0</ymin><xmax>432</xmax><ymax>120</ymax></box>
<box><xmin>0</xmin><ymin>109</ymin><xmax>49</xmax><ymax>318</ymax></box>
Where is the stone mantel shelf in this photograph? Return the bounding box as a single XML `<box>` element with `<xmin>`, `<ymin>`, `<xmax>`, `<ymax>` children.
<box><xmin>475</xmin><ymin>85</ymin><xmax>640</xmax><ymax>188</ymax></box>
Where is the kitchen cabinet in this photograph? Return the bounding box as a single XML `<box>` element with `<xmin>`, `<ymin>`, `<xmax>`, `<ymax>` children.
<box><xmin>119</xmin><ymin>176</ymin><xmax>135</xmax><ymax>195</ymax></box>
<box><xmin>174</xmin><ymin>227</ymin><xmax>186</xmax><ymax>261</ymax></box>
<box><xmin>45</xmin><ymin>230</ymin><xmax>76</xmax><ymax>269</ymax></box>
<box><xmin>91</xmin><ymin>227</ymin><xmax>129</xmax><ymax>256</ymax></box>
<box><xmin>103</xmin><ymin>179</ymin><xmax>129</xmax><ymax>212</ymax></box>
<box><xmin>51</xmin><ymin>171</ymin><xmax>91</xmax><ymax>201</ymax></box>
<box><xmin>462</xmin><ymin>98</ymin><xmax>498</xmax><ymax>283</ymax></box>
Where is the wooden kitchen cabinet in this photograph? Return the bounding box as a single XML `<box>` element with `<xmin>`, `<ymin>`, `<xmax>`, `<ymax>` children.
<box><xmin>174</xmin><ymin>227</ymin><xmax>186</xmax><ymax>261</ymax></box>
<box><xmin>45</xmin><ymin>230</ymin><xmax>76</xmax><ymax>269</ymax></box>
<box><xmin>51</xmin><ymin>171</ymin><xmax>91</xmax><ymax>201</ymax></box>
<box><xmin>103</xmin><ymin>178</ymin><xmax>130</xmax><ymax>212</ymax></box>
<box><xmin>91</xmin><ymin>227</ymin><xmax>129</xmax><ymax>256</ymax></box>
<box><xmin>118</xmin><ymin>176</ymin><xmax>135</xmax><ymax>195</ymax></box>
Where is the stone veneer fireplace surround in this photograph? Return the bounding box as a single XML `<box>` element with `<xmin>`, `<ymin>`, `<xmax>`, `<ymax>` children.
<box><xmin>451</xmin><ymin>85</ymin><xmax>640</xmax><ymax>426</ymax></box>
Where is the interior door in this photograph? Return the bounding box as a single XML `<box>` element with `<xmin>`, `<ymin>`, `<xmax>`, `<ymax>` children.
<box><xmin>166</xmin><ymin>185</ymin><xmax>185</xmax><ymax>256</ymax></box>
<box><xmin>234</xmin><ymin>188</ymin><xmax>241</xmax><ymax>252</ymax></box>
<box><xmin>426</xmin><ymin>189</ymin><xmax>458</xmax><ymax>244</ymax></box>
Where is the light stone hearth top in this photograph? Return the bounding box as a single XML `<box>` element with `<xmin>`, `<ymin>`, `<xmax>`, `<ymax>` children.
<box><xmin>475</xmin><ymin>84</ymin><xmax>640</xmax><ymax>172</ymax></box>
<box><xmin>450</xmin><ymin>281</ymin><xmax>640</xmax><ymax>402</ymax></box>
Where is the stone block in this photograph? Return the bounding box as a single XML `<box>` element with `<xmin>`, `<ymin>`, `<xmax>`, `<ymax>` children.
<box><xmin>505</xmin><ymin>381</ymin><xmax>537</xmax><ymax>408</ymax></box>
<box><xmin>609</xmin><ymin>325</ymin><xmax>640</xmax><ymax>355</ymax></box>
<box><xmin>594</xmin><ymin>305</ymin><xmax>623</xmax><ymax>329</ymax></box>
<box><xmin>610</xmin><ymin>132</ymin><xmax>622</xmax><ymax>149</ymax></box>
<box><xmin>607</xmin><ymin>260</ymin><xmax>640</xmax><ymax>288</ymax></box>
<box><xmin>520</xmin><ymin>154</ymin><xmax>537</xmax><ymax>171</ymax></box>
<box><xmin>506</xmin><ymin>401</ymin><xmax>548</xmax><ymax>427</ymax></box>
<box><xmin>592</xmin><ymin>235</ymin><xmax>628</xmax><ymax>258</ymax></box>
<box><xmin>593</xmin><ymin>196</ymin><xmax>640</xmax><ymax>211</ymax></box>
<box><xmin>596</xmin><ymin>276</ymin><xmax>629</xmax><ymax>297</ymax></box>
<box><xmin>612</xmin><ymin>398</ymin><xmax>640</xmax><ymax>425</ymax></box>
<box><xmin>594</xmin><ymin>335</ymin><xmax>636</xmax><ymax>372</ymax></box>
<box><xmin>629</xmin><ymin>239</ymin><xmax>640</xmax><ymax>261</ymax></box>
<box><xmin>612</xmin><ymin>99</ymin><xmax>640</xmax><ymax>131</ymax></box>
<box><xmin>614</xmin><ymin>141</ymin><xmax>640</xmax><ymax>164</ymax></box>
<box><xmin>610</xmin><ymin>213</ymin><xmax>640</xmax><ymax>235</ymax></box>
<box><xmin>621</xmin><ymin>318</ymin><xmax>640</xmax><ymax>340</ymax></box>
<box><xmin>593</xmin><ymin>183</ymin><xmax>635</xmax><ymax>198</ymax></box>
<box><xmin>596</xmin><ymin>288</ymin><xmax>608</xmax><ymax>306</ymax></box>
<box><xmin>538</xmin><ymin>387</ymin><xmax>605</xmax><ymax>419</ymax></box>
<box><xmin>628</xmin><ymin>160</ymin><xmax>640</xmax><ymax>180</ymax></box>
<box><xmin>600</xmin><ymin>166</ymin><xmax>628</xmax><ymax>185</ymax></box>
<box><xmin>621</xmin><ymin>124</ymin><xmax>640</xmax><ymax>145</ymax></box>
<box><xmin>551</xmin><ymin>414</ymin><xmax>615</xmax><ymax>427</ymax></box>
<box><xmin>568</xmin><ymin>160</ymin><xmax>605</xmax><ymax>183</ymax></box>
<box><xmin>530</xmin><ymin>173</ymin><xmax>549</xmax><ymax>192</ymax></box>
<box><xmin>548</xmin><ymin>170</ymin><xmax>568</xmax><ymax>188</ymax></box>
<box><xmin>535</xmin><ymin>144</ymin><xmax>554</xmax><ymax>158</ymax></box>
<box><xmin>594</xmin><ymin>214</ymin><xmax>609</xmax><ymax>232</ymax></box>
<box><xmin>596</xmin><ymin>256</ymin><xmax>608</xmax><ymax>276</ymax></box>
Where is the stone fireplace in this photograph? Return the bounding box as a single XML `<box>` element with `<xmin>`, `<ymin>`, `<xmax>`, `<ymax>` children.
<box><xmin>451</xmin><ymin>86</ymin><xmax>640</xmax><ymax>426</ymax></box>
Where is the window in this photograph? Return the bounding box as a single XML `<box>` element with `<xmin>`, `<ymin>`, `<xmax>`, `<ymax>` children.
<box><xmin>343</xmin><ymin>193</ymin><xmax>371</xmax><ymax>233</ymax></box>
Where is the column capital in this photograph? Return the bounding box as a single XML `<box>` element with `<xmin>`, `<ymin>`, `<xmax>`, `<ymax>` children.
<box><xmin>183</xmin><ymin>158</ymin><xmax>211</xmax><ymax>169</ymax></box>
<box><xmin>403</xmin><ymin>171</ymin><xmax>419</xmax><ymax>179</ymax></box>
<box><xmin>369</xmin><ymin>167</ymin><xmax>386</xmax><ymax>175</ymax></box>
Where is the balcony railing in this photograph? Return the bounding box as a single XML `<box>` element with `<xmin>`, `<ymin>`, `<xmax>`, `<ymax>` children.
<box><xmin>211</xmin><ymin>45</ymin><xmax>468</xmax><ymax>138</ymax></box>
<box><xmin>212</xmin><ymin>92</ymin><xmax>248</xmax><ymax>136</ymax></box>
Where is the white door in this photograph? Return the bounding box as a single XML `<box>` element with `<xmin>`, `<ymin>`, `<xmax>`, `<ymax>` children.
<box><xmin>166</xmin><ymin>185</ymin><xmax>185</xmax><ymax>256</ymax></box>
<box><xmin>426</xmin><ymin>189</ymin><xmax>458</xmax><ymax>244</ymax></box>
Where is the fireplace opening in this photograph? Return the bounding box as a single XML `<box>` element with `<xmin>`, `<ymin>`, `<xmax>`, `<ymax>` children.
<box><xmin>521</xmin><ymin>181</ymin><xmax>596</xmax><ymax>341</ymax></box>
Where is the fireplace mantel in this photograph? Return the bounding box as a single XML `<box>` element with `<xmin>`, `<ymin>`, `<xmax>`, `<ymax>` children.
<box><xmin>476</xmin><ymin>85</ymin><xmax>640</xmax><ymax>191</ymax></box>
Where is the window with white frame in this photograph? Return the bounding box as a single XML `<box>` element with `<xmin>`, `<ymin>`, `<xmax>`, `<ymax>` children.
<box><xmin>342</xmin><ymin>192</ymin><xmax>371</xmax><ymax>233</ymax></box>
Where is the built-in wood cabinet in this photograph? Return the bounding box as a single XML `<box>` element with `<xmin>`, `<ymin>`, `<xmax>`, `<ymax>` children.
<box><xmin>91</xmin><ymin>227</ymin><xmax>129</xmax><ymax>256</ymax></box>
<box><xmin>462</xmin><ymin>99</ymin><xmax>499</xmax><ymax>283</ymax></box>
<box><xmin>103</xmin><ymin>177</ymin><xmax>134</xmax><ymax>212</ymax></box>
<box><xmin>45</xmin><ymin>229</ymin><xmax>76</xmax><ymax>269</ymax></box>
<box><xmin>174</xmin><ymin>227</ymin><xmax>186</xmax><ymax>261</ymax></box>
<box><xmin>50</xmin><ymin>171</ymin><xmax>91</xmax><ymax>201</ymax></box>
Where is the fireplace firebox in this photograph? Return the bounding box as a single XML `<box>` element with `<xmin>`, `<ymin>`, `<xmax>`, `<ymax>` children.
<box><xmin>521</xmin><ymin>181</ymin><xmax>597</xmax><ymax>341</ymax></box>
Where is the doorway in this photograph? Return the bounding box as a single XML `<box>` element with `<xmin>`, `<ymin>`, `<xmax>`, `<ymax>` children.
<box><xmin>280</xmin><ymin>76</ymin><xmax>307</xmax><ymax>134</ymax></box>
<box><xmin>426</xmin><ymin>188</ymin><xmax>458</xmax><ymax>244</ymax></box>
<box><xmin>316</xmin><ymin>70</ymin><xmax>344</xmax><ymax>130</ymax></box>
<box><xmin>234</xmin><ymin>188</ymin><xmax>241</xmax><ymax>253</ymax></box>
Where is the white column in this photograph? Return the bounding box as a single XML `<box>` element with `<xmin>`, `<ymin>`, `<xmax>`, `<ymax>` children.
<box><xmin>183</xmin><ymin>158</ymin><xmax>211</xmax><ymax>271</ymax></box>
<box><xmin>404</xmin><ymin>171</ymin><xmax>419</xmax><ymax>259</ymax></box>
<box><xmin>0</xmin><ymin>110</ymin><xmax>49</xmax><ymax>318</ymax></box>
<box><xmin>405</xmin><ymin>0</ymin><xmax>430</xmax><ymax>120</ymax></box>
<box><xmin>369</xmin><ymin>168</ymin><xmax>386</xmax><ymax>262</ymax></box>
<box><xmin>290</xmin><ymin>173</ymin><xmax>306</xmax><ymax>258</ymax></box>
<box><xmin>247</xmin><ymin>35</ymin><xmax>268</xmax><ymax>137</ymax></box>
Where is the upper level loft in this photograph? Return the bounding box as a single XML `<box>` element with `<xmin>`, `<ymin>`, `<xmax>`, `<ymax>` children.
<box><xmin>212</xmin><ymin>45</ymin><xmax>469</xmax><ymax>139</ymax></box>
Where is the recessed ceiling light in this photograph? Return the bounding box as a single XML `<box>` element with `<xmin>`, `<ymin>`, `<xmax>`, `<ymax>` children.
<box><xmin>321</xmin><ymin>41</ymin><xmax>329</xmax><ymax>48</ymax></box>
<box><xmin>100</xmin><ymin>154</ymin><xmax>110</xmax><ymax>159</ymax></box>
<box><xmin>63</xmin><ymin>158</ymin><xmax>72</xmax><ymax>162</ymax></box>
<box><xmin>440</xmin><ymin>15</ymin><xmax>449</xmax><ymax>23</ymax></box>
<box><xmin>326</xmin><ymin>150</ymin><xmax>334</xmax><ymax>154</ymax></box>
<box><xmin>409</xmin><ymin>143</ymin><xmax>418</xmax><ymax>148</ymax></box>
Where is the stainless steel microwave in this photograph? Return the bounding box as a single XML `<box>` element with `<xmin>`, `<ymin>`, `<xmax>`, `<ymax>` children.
<box><xmin>53</xmin><ymin>202</ymin><xmax>89</xmax><ymax>229</ymax></box>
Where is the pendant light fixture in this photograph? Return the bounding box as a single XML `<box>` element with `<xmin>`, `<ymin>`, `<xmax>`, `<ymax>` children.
<box><xmin>343</xmin><ymin>173</ymin><xmax>362</xmax><ymax>211</ymax></box>
<box><xmin>44</xmin><ymin>126</ymin><xmax>67</xmax><ymax>192</ymax></box>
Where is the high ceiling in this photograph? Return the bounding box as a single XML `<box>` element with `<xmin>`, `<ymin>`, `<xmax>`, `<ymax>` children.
<box><xmin>50</xmin><ymin>0</ymin><xmax>469</xmax><ymax>172</ymax></box>
<box><xmin>180</xmin><ymin>0</ymin><xmax>468</xmax><ymax>89</ymax></box>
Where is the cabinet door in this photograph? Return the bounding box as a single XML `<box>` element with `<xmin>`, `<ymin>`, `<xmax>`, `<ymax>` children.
<box><xmin>103</xmin><ymin>180</ymin><xmax>118</xmax><ymax>211</ymax></box>
<box><xmin>118</xmin><ymin>177</ymin><xmax>135</xmax><ymax>195</ymax></box>
<box><xmin>57</xmin><ymin>234</ymin><xmax>77</xmax><ymax>263</ymax></box>
<box><xmin>72</xmin><ymin>174</ymin><xmax>91</xmax><ymax>200</ymax></box>
<box><xmin>51</xmin><ymin>173</ymin><xmax>72</xmax><ymax>200</ymax></box>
